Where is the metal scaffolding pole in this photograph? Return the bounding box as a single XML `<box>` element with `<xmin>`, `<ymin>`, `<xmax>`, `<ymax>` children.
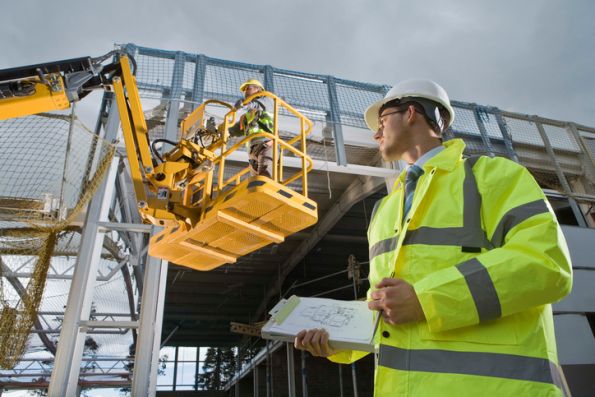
<box><xmin>235</xmin><ymin>348</ymin><xmax>240</xmax><ymax>397</ymax></box>
<box><xmin>473</xmin><ymin>105</ymin><xmax>496</xmax><ymax>157</ymax></box>
<box><xmin>338</xmin><ymin>364</ymin><xmax>344</xmax><ymax>397</ymax></box>
<box><xmin>351</xmin><ymin>364</ymin><xmax>358</xmax><ymax>397</ymax></box>
<box><xmin>48</xmin><ymin>104</ymin><xmax>121</xmax><ymax>397</ymax></box>
<box><xmin>286</xmin><ymin>343</ymin><xmax>296</xmax><ymax>397</ymax></box>
<box><xmin>300</xmin><ymin>350</ymin><xmax>308</xmax><ymax>397</ymax></box>
<box><xmin>164</xmin><ymin>51</ymin><xmax>185</xmax><ymax>141</ymax></box>
<box><xmin>253</xmin><ymin>361</ymin><xmax>259</xmax><ymax>397</ymax></box>
<box><xmin>131</xmin><ymin>253</ymin><xmax>168</xmax><ymax>396</ymax></box>
<box><xmin>534</xmin><ymin>117</ymin><xmax>588</xmax><ymax>227</ymax></box>
<box><xmin>326</xmin><ymin>75</ymin><xmax>347</xmax><ymax>166</ymax></box>
<box><xmin>266</xmin><ymin>342</ymin><xmax>272</xmax><ymax>397</ymax></box>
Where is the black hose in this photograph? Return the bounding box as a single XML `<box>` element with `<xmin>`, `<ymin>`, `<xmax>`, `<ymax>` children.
<box><xmin>91</xmin><ymin>49</ymin><xmax>138</xmax><ymax>75</ymax></box>
<box><xmin>151</xmin><ymin>138</ymin><xmax>178</xmax><ymax>163</ymax></box>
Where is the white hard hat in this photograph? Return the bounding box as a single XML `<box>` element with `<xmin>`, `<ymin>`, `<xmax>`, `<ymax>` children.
<box><xmin>364</xmin><ymin>79</ymin><xmax>455</xmax><ymax>133</ymax></box>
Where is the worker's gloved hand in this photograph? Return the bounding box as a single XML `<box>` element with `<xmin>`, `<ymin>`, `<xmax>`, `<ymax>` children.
<box><xmin>233</xmin><ymin>99</ymin><xmax>244</xmax><ymax>109</ymax></box>
<box><xmin>294</xmin><ymin>328</ymin><xmax>341</xmax><ymax>357</ymax></box>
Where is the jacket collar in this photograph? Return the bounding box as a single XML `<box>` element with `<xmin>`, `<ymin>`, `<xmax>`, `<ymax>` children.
<box><xmin>422</xmin><ymin>138</ymin><xmax>466</xmax><ymax>172</ymax></box>
<box><xmin>395</xmin><ymin>138</ymin><xmax>466</xmax><ymax>187</ymax></box>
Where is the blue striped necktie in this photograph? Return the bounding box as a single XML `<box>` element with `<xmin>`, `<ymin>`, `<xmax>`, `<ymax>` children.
<box><xmin>403</xmin><ymin>165</ymin><xmax>424</xmax><ymax>218</ymax></box>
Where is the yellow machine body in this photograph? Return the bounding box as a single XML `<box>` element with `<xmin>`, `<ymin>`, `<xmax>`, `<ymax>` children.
<box><xmin>0</xmin><ymin>52</ymin><xmax>318</xmax><ymax>271</ymax></box>
<box><xmin>149</xmin><ymin>176</ymin><xmax>317</xmax><ymax>270</ymax></box>
<box><xmin>0</xmin><ymin>75</ymin><xmax>70</xmax><ymax>120</ymax></box>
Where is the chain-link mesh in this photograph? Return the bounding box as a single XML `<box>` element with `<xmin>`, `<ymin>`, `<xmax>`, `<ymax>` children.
<box><xmin>579</xmin><ymin>131</ymin><xmax>595</xmax><ymax>162</ymax></box>
<box><xmin>123</xmin><ymin>43</ymin><xmax>595</xmax><ymax>210</ymax></box>
<box><xmin>0</xmin><ymin>112</ymin><xmax>115</xmax><ymax>368</ymax></box>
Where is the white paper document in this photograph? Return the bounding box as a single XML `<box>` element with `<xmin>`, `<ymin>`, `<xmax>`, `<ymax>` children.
<box><xmin>261</xmin><ymin>295</ymin><xmax>375</xmax><ymax>353</ymax></box>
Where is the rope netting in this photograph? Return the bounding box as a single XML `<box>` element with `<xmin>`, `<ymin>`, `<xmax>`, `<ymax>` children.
<box><xmin>0</xmin><ymin>111</ymin><xmax>115</xmax><ymax>368</ymax></box>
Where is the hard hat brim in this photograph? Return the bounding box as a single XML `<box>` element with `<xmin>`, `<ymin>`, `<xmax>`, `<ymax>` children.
<box><xmin>364</xmin><ymin>97</ymin><xmax>390</xmax><ymax>133</ymax></box>
<box><xmin>240</xmin><ymin>80</ymin><xmax>264</xmax><ymax>92</ymax></box>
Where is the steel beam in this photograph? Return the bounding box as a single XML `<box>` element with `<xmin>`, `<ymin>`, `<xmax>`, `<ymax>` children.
<box><xmin>191</xmin><ymin>54</ymin><xmax>207</xmax><ymax>105</ymax></box>
<box><xmin>326</xmin><ymin>76</ymin><xmax>347</xmax><ymax>166</ymax></box>
<box><xmin>534</xmin><ymin>117</ymin><xmax>588</xmax><ymax>227</ymax></box>
<box><xmin>254</xmin><ymin>361</ymin><xmax>259</xmax><ymax>397</ymax></box>
<box><xmin>301</xmin><ymin>350</ymin><xmax>307</xmax><ymax>397</ymax></box>
<box><xmin>131</xmin><ymin>252</ymin><xmax>168</xmax><ymax>396</ymax></box>
<box><xmin>163</xmin><ymin>51</ymin><xmax>185</xmax><ymax>142</ymax></box>
<box><xmin>287</xmin><ymin>343</ymin><xmax>296</xmax><ymax>397</ymax></box>
<box><xmin>472</xmin><ymin>105</ymin><xmax>496</xmax><ymax>156</ymax></box>
<box><xmin>264</xmin><ymin>65</ymin><xmax>275</xmax><ymax>92</ymax></box>
<box><xmin>494</xmin><ymin>110</ymin><xmax>520</xmax><ymax>162</ymax></box>
<box><xmin>48</xmin><ymin>103</ymin><xmax>120</xmax><ymax>397</ymax></box>
<box><xmin>224</xmin><ymin>149</ymin><xmax>393</xmax><ymax>178</ymax></box>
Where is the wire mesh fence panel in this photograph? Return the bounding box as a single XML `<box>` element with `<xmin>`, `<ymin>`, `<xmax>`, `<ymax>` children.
<box><xmin>451</xmin><ymin>106</ymin><xmax>481</xmax><ymax>136</ymax></box>
<box><xmin>0</xmin><ymin>115</ymin><xmax>69</xmax><ymax>205</ymax></box>
<box><xmin>345</xmin><ymin>145</ymin><xmax>380</xmax><ymax>166</ymax></box>
<box><xmin>273</xmin><ymin>73</ymin><xmax>330</xmax><ymax>112</ymax></box>
<box><xmin>182</xmin><ymin>59</ymin><xmax>197</xmax><ymax>93</ymax></box>
<box><xmin>450</xmin><ymin>106</ymin><xmax>487</xmax><ymax>154</ymax></box>
<box><xmin>578</xmin><ymin>130</ymin><xmax>595</xmax><ymax>162</ymax></box>
<box><xmin>475</xmin><ymin>109</ymin><xmax>504</xmax><ymax>139</ymax></box>
<box><xmin>205</xmin><ymin>64</ymin><xmax>263</xmax><ymax>103</ymax></box>
<box><xmin>503</xmin><ymin>116</ymin><xmax>545</xmax><ymax>147</ymax></box>
<box><xmin>124</xmin><ymin>44</ymin><xmax>595</xmax><ymax>219</ymax></box>
<box><xmin>541</xmin><ymin>123</ymin><xmax>581</xmax><ymax>153</ymax></box>
<box><xmin>134</xmin><ymin>53</ymin><xmax>176</xmax><ymax>101</ymax></box>
<box><xmin>336</xmin><ymin>84</ymin><xmax>384</xmax><ymax>129</ymax></box>
<box><xmin>0</xmin><ymin>111</ymin><xmax>115</xmax><ymax>369</ymax></box>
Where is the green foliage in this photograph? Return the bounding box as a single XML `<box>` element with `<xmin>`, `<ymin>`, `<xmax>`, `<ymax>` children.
<box><xmin>197</xmin><ymin>347</ymin><xmax>237</xmax><ymax>390</ymax></box>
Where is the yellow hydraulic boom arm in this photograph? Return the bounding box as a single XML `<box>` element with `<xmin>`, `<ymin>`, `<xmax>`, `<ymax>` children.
<box><xmin>0</xmin><ymin>51</ymin><xmax>318</xmax><ymax>270</ymax></box>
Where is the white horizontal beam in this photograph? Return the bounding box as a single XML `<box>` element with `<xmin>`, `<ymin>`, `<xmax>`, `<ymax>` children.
<box><xmin>225</xmin><ymin>150</ymin><xmax>394</xmax><ymax>178</ymax></box>
<box><xmin>80</xmin><ymin>321</ymin><xmax>139</xmax><ymax>329</ymax></box>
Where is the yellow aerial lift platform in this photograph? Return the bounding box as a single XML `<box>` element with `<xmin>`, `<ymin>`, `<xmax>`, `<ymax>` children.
<box><xmin>0</xmin><ymin>50</ymin><xmax>318</xmax><ymax>270</ymax></box>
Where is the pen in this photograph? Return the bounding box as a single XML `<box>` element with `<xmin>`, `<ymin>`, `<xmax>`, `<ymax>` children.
<box><xmin>372</xmin><ymin>309</ymin><xmax>383</xmax><ymax>338</ymax></box>
<box><xmin>371</xmin><ymin>271</ymin><xmax>394</xmax><ymax>339</ymax></box>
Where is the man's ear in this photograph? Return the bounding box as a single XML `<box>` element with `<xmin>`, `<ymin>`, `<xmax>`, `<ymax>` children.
<box><xmin>405</xmin><ymin>104</ymin><xmax>417</xmax><ymax>125</ymax></box>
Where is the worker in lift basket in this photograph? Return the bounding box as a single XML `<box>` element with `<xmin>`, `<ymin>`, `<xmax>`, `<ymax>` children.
<box><xmin>294</xmin><ymin>79</ymin><xmax>573</xmax><ymax>396</ymax></box>
<box><xmin>228</xmin><ymin>79</ymin><xmax>274</xmax><ymax>178</ymax></box>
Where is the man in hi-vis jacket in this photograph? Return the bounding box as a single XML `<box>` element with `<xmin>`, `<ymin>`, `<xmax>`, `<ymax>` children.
<box><xmin>295</xmin><ymin>79</ymin><xmax>572</xmax><ymax>396</ymax></box>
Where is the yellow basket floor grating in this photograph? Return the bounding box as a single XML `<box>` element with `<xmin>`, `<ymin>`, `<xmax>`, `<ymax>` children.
<box><xmin>148</xmin><ymin>176</ymin><xmax>317</xmax><ymax>271</ymax></box>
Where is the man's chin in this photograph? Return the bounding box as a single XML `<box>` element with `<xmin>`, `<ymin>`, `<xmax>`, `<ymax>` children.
<box><xmin>380</xmin><ymin>150</ymin><xmax>397</xmax><ymax>162</ymax></box>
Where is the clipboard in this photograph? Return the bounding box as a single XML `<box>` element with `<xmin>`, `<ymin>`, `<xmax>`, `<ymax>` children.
<box><xmin>261</xmin><ymin>295</ymin><xmax>376</xmax><ymax>353</ymax></box>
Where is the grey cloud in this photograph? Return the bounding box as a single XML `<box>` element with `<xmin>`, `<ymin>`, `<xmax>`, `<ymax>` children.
<box><xmin>1</xmin><ymin>0</ymin><xmax>593</xmax><ymax>127</ymax></box>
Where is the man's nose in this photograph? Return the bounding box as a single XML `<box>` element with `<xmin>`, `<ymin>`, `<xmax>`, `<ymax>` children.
<box><xmin>373</xmin><ymin>128</ymin><xmax>383</xmax><ymax>140</ymax></box>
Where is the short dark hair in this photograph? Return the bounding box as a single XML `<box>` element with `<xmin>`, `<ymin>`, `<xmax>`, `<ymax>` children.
<box><xmin>379</xmin><ymin>98</ymin><xmax>449</xmax><ymax>135</ymax></box>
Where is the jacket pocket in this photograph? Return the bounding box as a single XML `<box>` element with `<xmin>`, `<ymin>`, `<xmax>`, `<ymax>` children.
<box><xmin>419</xmin><ymin>314</ymin><xmax>519</xmax><ymax>346</ymax></box>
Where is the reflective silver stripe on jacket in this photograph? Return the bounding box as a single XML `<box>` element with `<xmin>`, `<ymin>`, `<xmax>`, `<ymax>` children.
<box><xmin>402</xmin><ymin>157</ymin><xmax>491</xmax><ymax>249</ymax></box>
<box><xmin>378</xmin><ymin>344</ymin><xmax>568</xmax><ymax>394</ymax></box>
<box><xmin>403</xmin><ymin>226</ymin><xmax>488</xmax><ymax>248</ymax></box>
<box><xmin>369</xmin><ymin>236</ymin><xmax>399</xmax><ymax>261</ymax></box>
<box><xmin>490</xmin><ymin>199</ymin><xmax>549</xmax><ymax>247</ymax></box>
<box><xmin>456</xmin><ymin>258</ymin><xmax>501</xmax><ymax>321</ymax></box>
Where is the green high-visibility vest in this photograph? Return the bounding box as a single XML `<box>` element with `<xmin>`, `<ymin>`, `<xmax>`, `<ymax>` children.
<box><xmin>328</xmin><ymin>139</ymin><xmax>572</xmax><ymax>397</ymax></box>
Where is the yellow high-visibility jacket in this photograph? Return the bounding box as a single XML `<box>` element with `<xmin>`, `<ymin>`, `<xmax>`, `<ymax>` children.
<box><xmin>328</xmin><ymin>139</ymin><xmax>572</xmax><ymax>396</ymax></box>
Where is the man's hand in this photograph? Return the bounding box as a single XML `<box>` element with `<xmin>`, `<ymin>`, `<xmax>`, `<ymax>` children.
<box><xmin>294</xmin><ymin>329</ymin><xmax>341</xmax><ymax>357</ymax></box>
<box><xmin>233</xmin><ymin>99</ymin><xmax>244</xmax><ymax>109</ymax></box>
<box><xmin>368</xmin><ymin>278</ymin><xmax>425</xmax><ymax>325</ymax></box>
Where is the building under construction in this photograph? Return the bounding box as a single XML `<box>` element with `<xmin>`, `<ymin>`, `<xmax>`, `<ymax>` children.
<box><xmin>0</xmin><ymin>43</ymin><xmax>594</xmax><ymax>396</ymax></box>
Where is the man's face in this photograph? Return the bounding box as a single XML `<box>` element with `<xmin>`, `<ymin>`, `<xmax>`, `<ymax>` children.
<box><xmin>373</xmin><ymin>106</ymin><xmax>408</xmax><ymax>161</ymax></box>
<box><xmin>244</xmin><ymin>84</ymin><xmax>261</xmax><ymax>98</ymax></box>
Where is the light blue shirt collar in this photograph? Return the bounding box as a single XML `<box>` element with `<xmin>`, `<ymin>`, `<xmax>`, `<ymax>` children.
<box><xmin>412</xmin><ymin>145</ymin><xmax>444</xmax><ymax>169</ymax></box>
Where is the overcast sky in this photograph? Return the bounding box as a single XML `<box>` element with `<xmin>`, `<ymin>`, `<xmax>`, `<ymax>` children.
<box><xmin>2</xmin><ymin>0</ymin><xmax>594</xmax><ymax>128</ymax></box>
